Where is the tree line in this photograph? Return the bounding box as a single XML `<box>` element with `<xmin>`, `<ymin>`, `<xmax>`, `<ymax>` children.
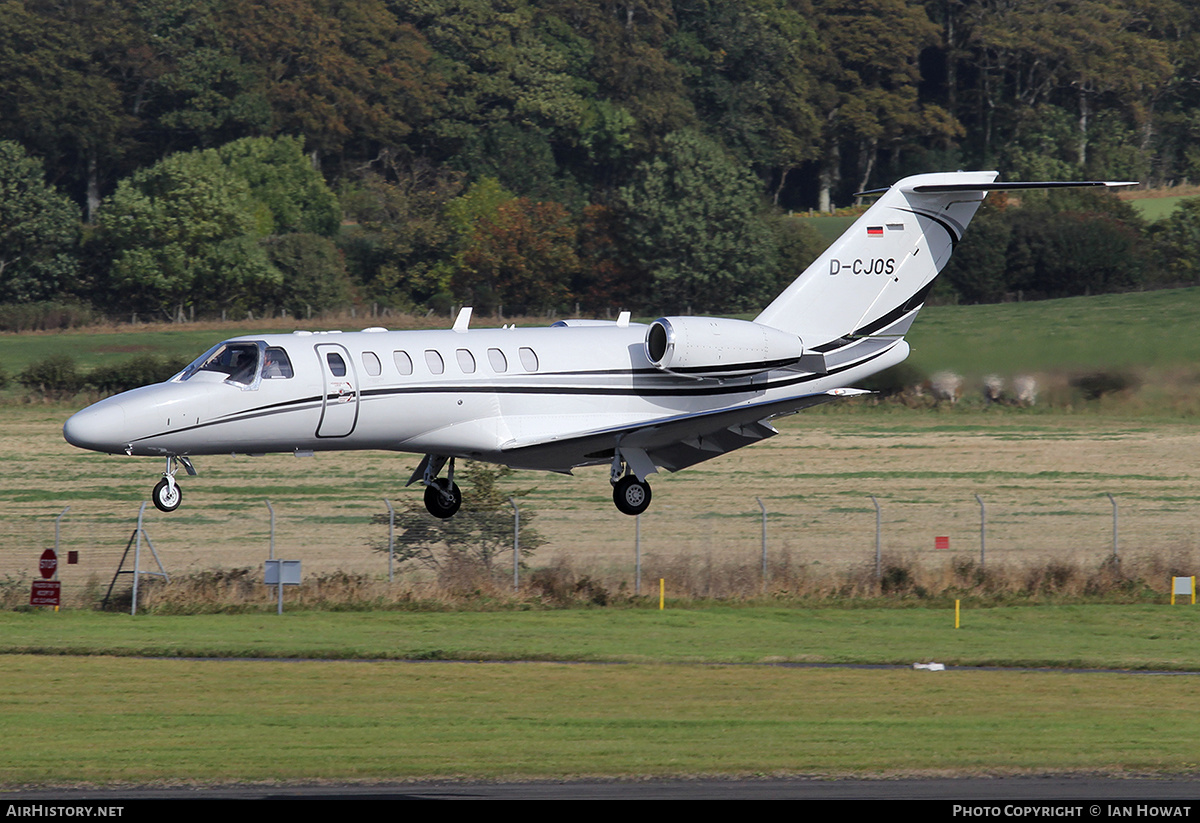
<box><xmin>4</xmin><ymin>0</ymin><xmax>1200</xmax><ymax>323</ymax></box>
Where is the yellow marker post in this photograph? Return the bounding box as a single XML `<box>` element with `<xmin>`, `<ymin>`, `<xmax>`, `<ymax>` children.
<box><xmin>659</xmin><ymin>578</ymin><xmax>664</xmax><ymax>610</ymax></box>
<box><xmin>955</xmin><ymin>599</ymin><xmax>960</xmax><ymax>629</ymax></box>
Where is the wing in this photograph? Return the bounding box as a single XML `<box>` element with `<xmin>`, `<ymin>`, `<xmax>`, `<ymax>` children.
<box><xmin>498</xmin><ymin>388</ymin><xmax>866</xmax><ymax>474</ymax></box>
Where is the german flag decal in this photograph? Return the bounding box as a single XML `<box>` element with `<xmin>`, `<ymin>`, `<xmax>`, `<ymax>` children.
<box><xmin>866</xmin><ymin>226</ymin><xmax>883</xmax><ymax>236</ymax></box>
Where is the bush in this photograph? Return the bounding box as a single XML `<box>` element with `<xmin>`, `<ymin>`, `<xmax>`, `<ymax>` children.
<box><xmin>86</xmin><ymin>354</ymin><xmax>189</xmax><ymax>395</ymax></box>
<box><xmin>0</xmin><ymin>300</ymin><xmax>99</xmax><ymax>331</ymax></box>
<box><xmin>17</xmin><ymin>354</ymin><xmax>83</xmax><ymax>398</ymax></box>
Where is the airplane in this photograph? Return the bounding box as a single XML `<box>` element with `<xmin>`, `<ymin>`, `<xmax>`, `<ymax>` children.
<box><xmin>64</xmin><ymin>171</ymin><xmax>1133</xmax><ymax>517</ymax></box>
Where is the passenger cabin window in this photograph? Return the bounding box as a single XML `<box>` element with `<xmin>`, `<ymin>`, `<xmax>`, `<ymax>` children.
<box><xmin>362</xmin><ymin>351</ymin><xmax>382</xmax><ymax>376</ymax></box>
<box><xmin>425</xmin><ymin>349</ymin><xmax>444</xmax><ymax>375</ymax></box>
<box><xmin>326</xmin><ymin>352</ymin><xmax>347</xmax><ymax>377</ymax></box>
<box><xmin>456</xmin><ymin>349</ymin><xmax>476</xmax><ymax>374</ymax></box>
<box><xmin>393</xmin><ymin>351</ymin><xmax>413</xmax><ymax>375</ymax></box>
<box><xmin>261</xmin><ymin>347</ymin><xmax>293</xmax><ymax>379</ymax></box>
<box><xmin>519</xmin><ymin>347</ymin><xmax>539</xmax><ymax>372</ymax></box>
<box><xmin>487</xmin><ymin>348</ymin><xmax>507</xmax><ymax>373</ymax></box>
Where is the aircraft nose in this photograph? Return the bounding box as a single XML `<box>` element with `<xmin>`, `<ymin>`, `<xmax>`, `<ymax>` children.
<box><xmin>63</xmin><ymin>400</ymin><xmax>127</xmax><ymax>453</ymax></box>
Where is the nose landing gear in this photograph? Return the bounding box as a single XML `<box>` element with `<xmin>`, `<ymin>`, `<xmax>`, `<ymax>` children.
<box><xmin>150</xmin><ymin>456</ymin><xmax>196</xmax><ymax>513</ymax></box>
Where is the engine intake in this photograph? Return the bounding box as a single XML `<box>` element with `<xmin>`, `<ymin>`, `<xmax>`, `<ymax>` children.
<box><xmin>645</xmin><ymin>317</ymin><xmax>805</xmax><ymax>378</ymax></box>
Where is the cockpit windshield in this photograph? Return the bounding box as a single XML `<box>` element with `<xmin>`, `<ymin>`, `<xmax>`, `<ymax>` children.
<box><xmin>178</xmin><ymin>342</ymin><xmax>262</xmax><ymax>387</ymax></box>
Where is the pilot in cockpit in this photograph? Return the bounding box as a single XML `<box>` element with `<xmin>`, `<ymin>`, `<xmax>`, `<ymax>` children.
<box><xmin>261</xmin><ymin>347</ymin><xmax>293</xmax><ymax>379</ymax></box>
<box><xmin>229</xmin><ymin>350</ymin><xmax>257</xmax><ymax>385</ymax></box>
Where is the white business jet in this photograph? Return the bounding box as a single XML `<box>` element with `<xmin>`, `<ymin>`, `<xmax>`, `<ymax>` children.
<box><xmin>64</xmin><ymin>171</ymin><xmax>1132</xmax><ymax>517</ymax></box>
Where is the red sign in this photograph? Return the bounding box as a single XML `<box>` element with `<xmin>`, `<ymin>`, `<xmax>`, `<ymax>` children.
<box><xmin>30</xmin><ymin>580</ymin><xmax>60</xmax><ymax>606</ymax></box>
<box><xmin>39</xmin><ymin>549</ymin><xmax>57</xmax><ymax>579</ymax></box>
<box><xmin>935</xmin><ymin>536</ymin><xmax>950</xmax><ymax>550</ymax></box>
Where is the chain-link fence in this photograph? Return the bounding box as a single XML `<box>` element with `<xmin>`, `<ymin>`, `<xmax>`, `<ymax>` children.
<box><xmin>5</xmin><ymin>486</ymin><xmax>1198</xmax><ymax>609</ymax></box>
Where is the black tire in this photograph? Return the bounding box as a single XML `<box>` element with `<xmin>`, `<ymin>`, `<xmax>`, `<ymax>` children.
<box><xmin>424</xmin><ymin>479</ymin><xmax>462</xmax><ymax>519</ymax></box>
<box><xmin>152</xmin><ymin>477</ymin><xmax>182</xmax><ymax>513</ymax></box>
<box><xmin>612</xmin><ymin>475</ymin><xmax>651</xmax><ymax>516</ymax></box>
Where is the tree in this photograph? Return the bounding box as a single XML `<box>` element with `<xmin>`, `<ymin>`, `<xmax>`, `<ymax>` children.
<box><xmin>342</xmin><ymin>153</ymin><xmax>466</xmax><ymax>309</ymax></box>
<box><xmin>0</xmin><ymin>0</ymin><xmax>137</xmax><ymax>219</ymax></box>
<box><xmin>672</xmin><ymin>0</ymin><xmax>822</xmax><ymax>202</ymax></box>
<box><xmin>453</xmin><ymin>197</ymin><xmax>579</xmax><ymax>315</ymax></box>
<box><xmin>216</xmin><ymin>135</ymin><xmax>341</xmax><ymax>236</ymax></box>
<box><xmin>1148</xmin><ymin>197</ymin><xmax>1200</xmax><ymax>287</ymax></box>
<box><xmin>574</xmin><ymin>203</ymin><xmax>649</xmax><ymax>313</ymax></box>
<box><xmin>372</xmin><ymin>462</ymin><xmax>545</xmax><ymax>580</ymax></box>
<box><xmin>220</xmin><ymin>0</ymin><xmax>439</xmax><ymax>163</ymax></box>
<box><xmin>0</xmin><ymin>141</ymin><xmax>81</xmax><ymax>302</ymax></box>
<box><xmin>262</xmin><ymin>233</ymin><xmax>353</xmax><ymax>316</ymax></box>
<box><xmin>809</xmin><ymin>0</ymin><xmax>959</xmax><ymax>207</ymax></box>
<box><xmin>98</xmin><ymin>148</ymin><xmax>279</xmax><ymax>318</ymax></box>
<box><xmin>545</xmin><ymin>0</ymin><xmax>698</xmax><ymax>152</ymax></box>
<box><xmin>617</xmin><ymin>129</ymin><xmax>778</xmax><ymax>313</ymax></box>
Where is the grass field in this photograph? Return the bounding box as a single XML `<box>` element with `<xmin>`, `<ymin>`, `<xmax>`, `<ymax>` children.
<box><xmin>3</xmin><ymin>606</ymin><xmax>1199</xmax><ymax>669</ymax></box>
<box><xmin>3</xmin><ymin>607</ymin><xmax>1200</xmax><ymax>783</ymax></box>
<box><xmin>6</xmin><ymin>657</ymin><xmax>1200</xmax><ymax>783</ymax></box>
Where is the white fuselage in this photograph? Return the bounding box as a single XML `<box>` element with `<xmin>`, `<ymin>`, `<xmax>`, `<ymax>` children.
<box><xmin>63</xmin><ymin>321</ymin><xmax>907</xmax><ymax>473</ymax></box>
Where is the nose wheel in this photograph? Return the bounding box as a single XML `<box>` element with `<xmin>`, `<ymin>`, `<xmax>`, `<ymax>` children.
<box><xmin>612</xmin><ymin>475</ymin><xmax>651</xmax><ymax>516</ymax></box>
<box><xmin>152</xmin><ymin>477</ymin><xmax>182</xmax><ymax>512</ymax></box>
<box><xmin>149</xmin><ymin>455</ymin><xmax>195</xmax><ymax>512</ymax></box>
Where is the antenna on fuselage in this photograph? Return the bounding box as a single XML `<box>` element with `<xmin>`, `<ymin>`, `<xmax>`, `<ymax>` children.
<box><xmin>453</xmin><ymin>306</ymin><xmax>473</xmax><ymax>332</ymax></box>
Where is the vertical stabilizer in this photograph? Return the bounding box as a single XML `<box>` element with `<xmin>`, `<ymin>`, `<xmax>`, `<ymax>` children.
<box><xmin>756</xmin><ymin>171</ymin><xmax>1000</xmax><ymax>349</ymax></box>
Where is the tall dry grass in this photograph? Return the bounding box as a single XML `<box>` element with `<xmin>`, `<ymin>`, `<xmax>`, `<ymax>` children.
<box><xmin>22</xmin><ymin>548</ymin><xmax>1189</xmax><ymax>613</ymax></box>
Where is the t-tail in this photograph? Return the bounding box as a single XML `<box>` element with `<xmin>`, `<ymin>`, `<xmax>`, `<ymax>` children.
<box><xmin>754</xmin><ymin>171</ymin><xmax>1136</xmax><ymax>363</ymax></box>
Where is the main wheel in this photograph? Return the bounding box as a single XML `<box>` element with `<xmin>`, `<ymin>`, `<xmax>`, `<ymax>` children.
<box><xmin>152</xmin><ymin>478</ymin><xmax>182</xmax><ymax>512</ymax></box>
<box><xmin>424</xmin><ymin>479</ymin><xmax>462</xmax><ymax>519</ymax></box>
<box><xmin>612</xmin><ymin>475</ymin><xmax>651</xmax><ymax>516</ymax></box>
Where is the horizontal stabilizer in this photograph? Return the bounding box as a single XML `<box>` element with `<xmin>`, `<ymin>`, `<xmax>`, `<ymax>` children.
<box><xmin>907</xmin><ymin>180</ymin><xmax>1137</xmax><ymax>194</ymax></box>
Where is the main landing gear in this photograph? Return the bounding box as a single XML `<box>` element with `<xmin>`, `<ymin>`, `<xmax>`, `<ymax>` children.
<box><xmin>610</xmin><ymin>451</ymin><xmax>652</xmax><ymax>516</ymax></box>
<box><xmin>411</xmin><ymin>454</ymin><xmax>462</xmax><ymax>519</ymax></box>
<box><xmin>151</xmin><ymin>455</ymin><xmax>196</xmax><ymax>513</ymax></box>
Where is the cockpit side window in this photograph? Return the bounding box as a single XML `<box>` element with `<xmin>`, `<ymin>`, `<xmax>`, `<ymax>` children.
<box><xmin>262</xmin><ymin>347</ymin><xmax>293</xmax><ymax>379</ymax></box>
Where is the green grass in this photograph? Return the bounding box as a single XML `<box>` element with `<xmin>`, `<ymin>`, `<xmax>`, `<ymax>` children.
<box><xmin>3</xmin><ymin>606</ymin><xmax>1199</xmax><ymax>670</ymax></box>
<box><xmin>906</xmin><ymin>287</ymin><xmax>1200</xmax><ymax>375</ymax></box>
<box><xmin>4</xmin><ymin>606</ymin><xmax>1200</xmax><ymax>783</ymax></box>
<box><xmin>1129</xmin><ymin>194</ymin><xmax>1193</xmax><ymax>222</ymax></box>
<box><xmin>4</xmin><ymin>655</ymin><xmax>1199</xmax><ymax>783</ymax></box>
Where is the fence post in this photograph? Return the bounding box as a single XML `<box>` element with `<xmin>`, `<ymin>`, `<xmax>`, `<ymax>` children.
<box><xmin>1106</xmin><ymin>493</ymin><xmax>1119</xmax><ymax>568</ymax></box>
<box><xmin>870</xmin><ymin>495</ymin><xmax>881</xmax><ymax>580</ymax></box>
<box><xmin>132</xmin><ymin>503</ymin><xmax>145</xmax><ymax>615</ymax></box>
<box><xmin>757</xmin><ymin>497</ymin><xmax>767</xmax><ymax>594</ymax></box>
<box><xmin>383</xmin><ymin>498</ymin><xmax>395</xmax><ymax>582</ymax></box>
<box><xmin>509</xmin><ymin>497</ymin><xmax>519</xmax><ymax>592</ymax></box>
<box><xmin>635</xmin><ymin>513</ymin><xmax>641</xmax><ymax>597</ymax></box>
<box><xmin>264</xmin><ymin>499</ymin><xmax>275</xmax><ymax>560</ymax></box>
<box><xmin>54</xmin><ymin>506</ymin><xmax>70</xmax><ymax>556</ymax></box>
<box><xmin>975</xmin><ymin>494</ymin><xmax>986</xmax><ymax>569</ymax></box>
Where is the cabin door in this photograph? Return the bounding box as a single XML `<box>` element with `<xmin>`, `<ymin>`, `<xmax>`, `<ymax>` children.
<box><xmin>315</xmin><ymin>343</ymin><xmax>359</xmax><ymax>437</ymax></box>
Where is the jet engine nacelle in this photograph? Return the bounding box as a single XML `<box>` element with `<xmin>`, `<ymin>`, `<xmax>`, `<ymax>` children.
<box><xmin>645</xmin><ymin>316</ymin><xmax>805</xmax><ymax>378</ymax></box>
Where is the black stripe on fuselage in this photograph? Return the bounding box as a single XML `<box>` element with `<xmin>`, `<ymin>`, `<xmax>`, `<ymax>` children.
<box><xmin>129</xmin><ymin>345</ymin><xmax>897</xmax><ymax>445</ymax></box>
